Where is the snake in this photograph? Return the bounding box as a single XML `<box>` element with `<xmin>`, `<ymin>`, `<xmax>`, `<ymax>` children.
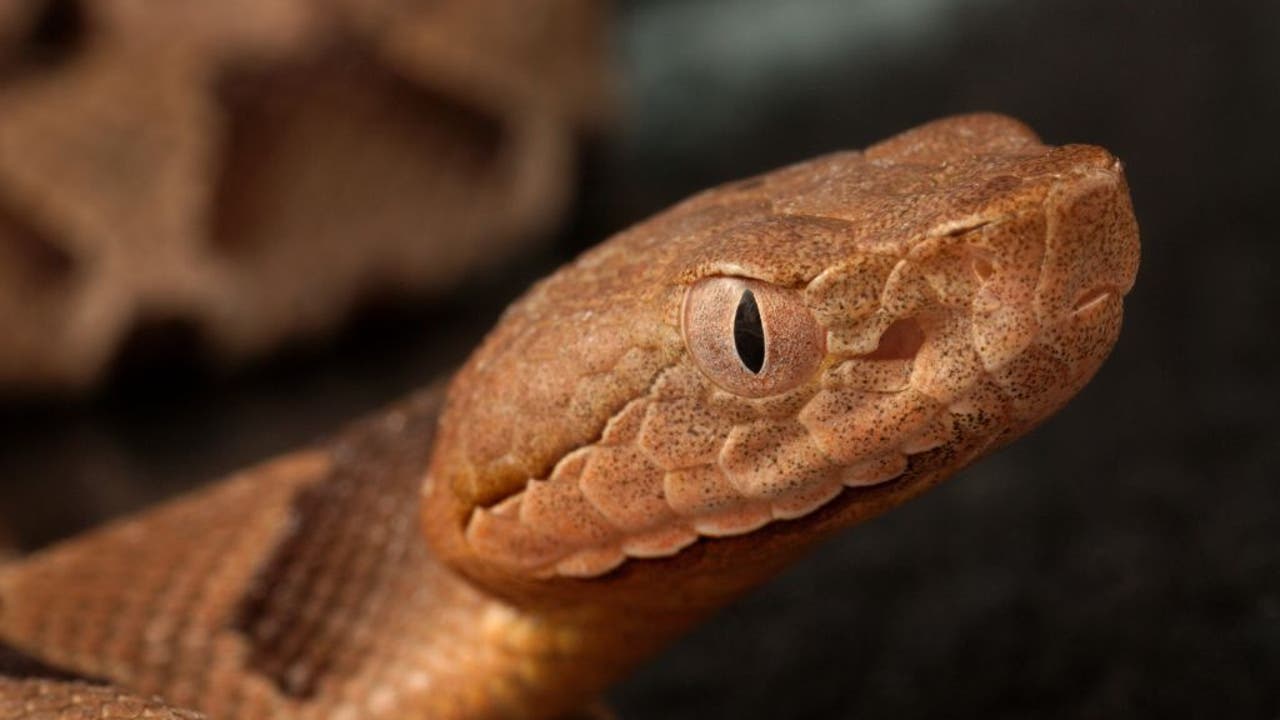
<box><xmin>0</xmin><ymin>114</ymin><xmax>1139</xmax><ymax>719</ymax></box>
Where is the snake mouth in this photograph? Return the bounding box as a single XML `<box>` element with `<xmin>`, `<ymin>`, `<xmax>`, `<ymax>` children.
<box><xmin>462</xmin><ymin>372</ymin><xmax>1003</xmax><ymax>581</ymax></box>
<box><xmin>1071</xmin><ymin>286</ymin><xmax>1117</xmax><ymax>314</ymax></box>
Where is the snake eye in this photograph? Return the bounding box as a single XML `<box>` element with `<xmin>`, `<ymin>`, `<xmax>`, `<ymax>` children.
<box><xmin>683</xmin><ymin>277</ymin><xmax>826</xmax><ymax>398</ymax></box>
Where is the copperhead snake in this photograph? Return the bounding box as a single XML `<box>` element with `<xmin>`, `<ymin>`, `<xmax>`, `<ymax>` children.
<box><xmin>0</xmin><ymin>114</ymin><xmax>1139</xmax><ymax>719</ymax></box>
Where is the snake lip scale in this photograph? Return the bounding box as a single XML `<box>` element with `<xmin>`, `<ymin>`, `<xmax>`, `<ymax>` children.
<box><xmin>0</xmin><ymin>114</ymin><xmax>1139</xmax><ymax>719</ymax></box>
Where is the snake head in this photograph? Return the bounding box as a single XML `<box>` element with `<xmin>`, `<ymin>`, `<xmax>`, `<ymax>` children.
<box><xmin>423</xmin><ymin>114</ymin><xmax>1139</xmax><ymax>604</ymax></box>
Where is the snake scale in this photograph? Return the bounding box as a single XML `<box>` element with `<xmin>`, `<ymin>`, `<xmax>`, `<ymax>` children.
<box><xmin>0</xmin><ymin>114</ymin><xmax>1139</xmax><ymax>719</ymax></box>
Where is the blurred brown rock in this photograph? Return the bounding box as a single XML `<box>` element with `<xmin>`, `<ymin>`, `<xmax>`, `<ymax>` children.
<box><xmin>0</xmin><ymin>678</ymin><xmax>207</xmax><ymax>718</ymax></box>
<box><xmin>0</xmin><ymin>0</ymin><xmax>610</xmax><ymax>390</ymax></box>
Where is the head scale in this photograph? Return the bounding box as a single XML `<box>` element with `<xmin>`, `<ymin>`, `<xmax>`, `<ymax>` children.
<box><xmin>422</xmin><ymin>114</ymin><xmax>1139</xmax><ymax>602</ymax></box>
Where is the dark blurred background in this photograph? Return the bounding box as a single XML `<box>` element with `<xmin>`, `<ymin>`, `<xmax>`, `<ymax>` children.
<box><xmin>1</xmin><ymin>0</ymin><xmax>1278</xmax><ymax>717</ymax></box>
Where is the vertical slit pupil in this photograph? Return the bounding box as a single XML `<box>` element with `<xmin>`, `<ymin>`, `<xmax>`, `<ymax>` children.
<box><xmin>733</xmin><ymin>289</ymin><xmax>765</xmax><ymax>374</ymax></box>
<box><xmin>23</xmin><ymin>0</ymin><xmax>85</xmax><ymax>66</ymax></box>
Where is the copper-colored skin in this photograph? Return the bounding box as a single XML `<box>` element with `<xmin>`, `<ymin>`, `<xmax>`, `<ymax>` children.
<box><xmin>0</xmin><ymin>115</ymin><xmax>1139</xmax><ymax>719</ymax></box>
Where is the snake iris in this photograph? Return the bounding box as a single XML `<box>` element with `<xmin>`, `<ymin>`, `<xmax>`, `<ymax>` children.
<box><xmin>0</xmin><ymin>115</ymin><xmax>1139</xmax><ymax>719</ymax></box>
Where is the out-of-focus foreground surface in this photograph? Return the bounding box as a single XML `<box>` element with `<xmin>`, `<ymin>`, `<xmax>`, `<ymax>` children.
<box><xmin>0</xmin><ymin>0</ymin><xmax>1277</xmax><ymax>718</ymax></box>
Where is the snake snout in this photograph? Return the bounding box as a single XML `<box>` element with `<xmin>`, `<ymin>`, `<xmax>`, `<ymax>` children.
<box><xmin>1035</xmin><ymin>159</ymin><xmax>1141</xmax><ymax>324</ymax></box>
<box><xmin>985</xmin><ymin>157</ymin><xmax>1140</xmax><ymax>428</ymax></box>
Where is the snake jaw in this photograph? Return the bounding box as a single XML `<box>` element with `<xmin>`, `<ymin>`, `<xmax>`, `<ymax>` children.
<box><xmin>460</xmin><ymin>362</ymin><xmax>980</xmax><ymax>580</ymax></box>
<box><xmin>428</xmin><ymin>114</ymin><xmax>1138</xmax><ymax>593</ymax></box>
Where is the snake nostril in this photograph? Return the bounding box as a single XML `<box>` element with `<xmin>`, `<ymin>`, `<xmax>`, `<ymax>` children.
<box><xmin>861</xmin><ymin>317</ymin><xmax>925</xmax><ymax>361</ymax></box>
<box><xmin>970</xmin><ymin>256</ymin><xmax>994</xmax><ymax>282</ymax></box>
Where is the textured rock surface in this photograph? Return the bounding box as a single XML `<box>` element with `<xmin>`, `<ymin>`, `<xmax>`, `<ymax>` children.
<box><xmin>0</xmin><ymin>0</ymin><xmax>608</xmax><ymax>390</ymax></box>
<box><xmin>0</xmin><ymin>678</ymin><xmax>204</xmax><ymax>719</ymax></box>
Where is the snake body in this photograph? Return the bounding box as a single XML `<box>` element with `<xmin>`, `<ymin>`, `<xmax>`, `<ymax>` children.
<box><xmin>0</xmin><ymin>115</ymin><xmax>1139</xmax><ymax>718</ymax></box>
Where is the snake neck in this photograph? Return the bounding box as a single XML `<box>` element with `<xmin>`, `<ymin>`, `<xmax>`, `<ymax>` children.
<box><xmin>409</xmin><ymin>573</ymin><xmax>703</xmax><ymax>719</ymax></box>
<box><xmin>0</xmin><ymin>387</ymin><xmax>694</xmax><ymax>720</ymax></box>
<box><xmin>244</xmin><ymin>387</ymin><xmax>700</xmax><ymax>718</ymax></box>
